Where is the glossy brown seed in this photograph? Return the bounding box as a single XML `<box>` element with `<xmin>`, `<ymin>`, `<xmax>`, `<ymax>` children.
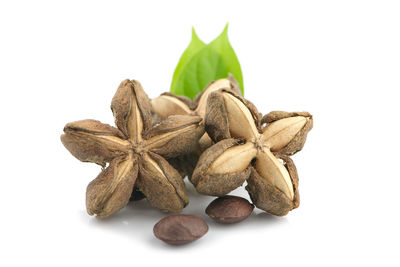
<box><xmin>153</xmin><ymin>215</ymin><xmax>208</xmax><ymax>245</ymax></box>
<box><xmin>206</xmin><ymin>195</ymin><xmax>254</xmax><ymax>223</ymax></box>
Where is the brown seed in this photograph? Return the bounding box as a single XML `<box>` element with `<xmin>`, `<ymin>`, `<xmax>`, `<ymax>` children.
<box><xmin>206</xmin><ymin>195</ymin><xmax>254</xmax><ymax>223</ymax></box>
<box><xmin>153</xmin><ymin>215</ymin><xmax>208</xmax><ymax>245</ymax></box>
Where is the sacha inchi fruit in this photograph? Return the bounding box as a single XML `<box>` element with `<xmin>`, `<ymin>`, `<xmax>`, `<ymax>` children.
<box><xmin>150</xmin><ymin>75</ymin><xmax>242</xmax><ymax>178</ymax></box>
<box><xmin>191</xmin><ymin>89</ymin><xmax>313</xmax><ymax>216</ymax></box>
<box><xmin>61</xmin><ymin>79</ymin><xmax>204</xmax><ymax>218</ymax></box>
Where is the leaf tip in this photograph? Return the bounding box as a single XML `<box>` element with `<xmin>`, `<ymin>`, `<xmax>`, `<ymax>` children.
<box><xmin>191</xmin><ymin>26</ymin><xmax>200</xmax><ymax>41</ymax></box>
<box><xmin>224</xmin><ymin>23</ymin><xmax>229</xmax><ymax>32</ymax></box>
<box><xmin>218</xmin><ymin>23</ymin><xmax>230</xmax><ymax>40</ymax></box>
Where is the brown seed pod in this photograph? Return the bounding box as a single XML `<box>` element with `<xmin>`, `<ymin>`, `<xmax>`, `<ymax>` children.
<box><xmin>61</xmin><ymin>79</ymin><xmax>205</xmax><ymax>218</ymax></box>
<box><xmin>191</xmin><ymin>89</ymin><xmax>313</xmax><ymax>216</ymax></box>
<box><xmin>206</xmin><ymin>195</ymin><xmax>254</xmax><ymax>223</ymax></box>
<box><xmin>261</xmin><ymin>111</ymin><xmax>313</xmax><ymax>156</ymax></box>
<box><xmin>150</xmin><ymin>76</ymin><xmax>242</xmax><ymax>178</ymax></box>
<box><xmin>151</xmin><ymin>75</ymin><xmax>241</xmax><ymax>122</ymax></box>
<box><xmin>153</xmin><ymin>215</ymin><xmax>208</xmax><ymax>245</ymax></box>
<box><xmin>190</xmin><ymin>139</ymin><xmax>252</xmax><ymax>196</ymax></box>
<box><xmin>246</xmin><ymin>155</ymin><xmax>300</xmax><ymax>216</ymax></box>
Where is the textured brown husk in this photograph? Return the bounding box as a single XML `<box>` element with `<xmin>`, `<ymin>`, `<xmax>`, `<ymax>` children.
<box><xmin>246</xmin><ymin>155</ymin><xmax>299</xmax><ymax>216</ymax></box>
<box><xmin>61</xmin><ymin>120</ymin><xmax>127</xmax><ymax>167</ymax></box>
<box><xmin>160</xmin><ymin>92</ymin><xmax>194</xmax><ymax>109</ymax></box>
<box><xmin>111</xmin><ymin>79</ymin><xmax>152</xmax><ymax>137</ymax></box>
<box><xmin>262</xmin><ymin>111</ymin><xmax>313</xmax><ymax>156</ymax></box>
<box><xmin>145</xmin><ymin>115</ymin><xmax>204</xmax><ymax>158</ymax></box>
<box><xmin>86</xmin><ymin>156</ymin><xmax>138</xmax><ymax>218</ymax></box>
<box><xmin>192</xmin><ymin>89</ymin><xmax>312</xmax><ymax>216</ymax></box>
<box><xmin>137</xmin><ymin>153</ymin><xmax>188</xmax><ymax>212</ymax></box>
<box><xmin>191</xmin><ymin>139</ymin><xmax>251</xmax><ymax>196</ymax></box>
<box><xmin>205</xmin><ymin>89</ymin><xmax>262</xmax><ymax>143</ymax></box>
<box><xmin>192</xmin><ymin>74</ymin><xmax>241</xmax><ymax>110</ymax></box>
<box><xmin>150</xmin><ymin>76</ymin><xmax>243</xmax><ymax>178</ymax></box>
<box><xmin>61</xmin><ymin>79</ymin><xmax>205</xmax><ymax>218</ymax></box>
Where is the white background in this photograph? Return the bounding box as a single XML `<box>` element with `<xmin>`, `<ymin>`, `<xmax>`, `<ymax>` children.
<box><xmin>1</xmin><ymin>0</ymin><xmax>399</xmax><ymax>266</ymax></box>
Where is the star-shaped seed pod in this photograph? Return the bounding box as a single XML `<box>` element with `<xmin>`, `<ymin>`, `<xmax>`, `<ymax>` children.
<box><xmin>191</xmin><ymin>89</ymin><xmax>313</xmax><ymax>216</ymax></box>
<box><xmin>61</xmin><ymin>79</ymin><xmax>205</xmax><ymax>218</ymax></box>
<box><xmin>150</xmin><ymin>75</ymin><xmax>241</xmax><ymax>177</ymax></box>
<box><xmin>151</xmin><ymin>74</ymin><xmax>241</xmax><ymax>122</ymax></box>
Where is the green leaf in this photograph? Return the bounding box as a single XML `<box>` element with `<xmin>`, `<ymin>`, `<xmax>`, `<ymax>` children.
<box><xmin>170</xmin><ymin>27</ymin><xmax>206</xmax><ymax>96</ymax></box>
<box><xmin>170</xmin><ymin>24</ymin><xmax>244</xmax><ymax>99</ymax></box>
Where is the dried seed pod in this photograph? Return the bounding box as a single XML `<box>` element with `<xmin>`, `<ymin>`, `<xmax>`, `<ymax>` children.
<box><xmin>192</xmin><ymin>75</ymin><xmax>241</xmax><ymax>118</ymax></box>
<box><xmin>206</xmin><ymin>195</ymin><xmax>254</xmax><ymax>223</ymax></box>
<box><xmin>144</xmin><ymin>115</ymin><xmax>204</xmax><ymax>158</ymax></box>
<box><xmin>246</xmin><ymin>156</ymin><xmax>300</xmax><ymax>216</ymax></box>
<box><xmin>111</xmin><ymin>79</ymin><xmax>153</xmax><ymax>141</ymax></box>
<box><xmin>192</xmin><ymin>89</ymin><xmax>313</xmax><ymax>215</ymax></box>
<box><xmin>136</xmin><ymin>152</ymin><xmax>188</xmax><ymax>213</ymax></box>
<box><xmin>150</xmin><ymin>93</ymin><xmax>193</xmax><ymax>123</ymax></box>
<box><xmin>86</xmin><ymin>155</ymin><xmax>138</xmax><ymax>218</ymax></box>
<box><xmin>205</xmin><ymin>89</ymin><xmax>262</xmax><ymax>142</ymax></box>
<box><xmin>191</xmin><ymin>139</ymin><xmax>252</xmax><ymax>196</ymax></box>
<box><xmin>261</xmin><ymin>111</ymin><xmax>313</xmax><ymax>156</ymax></box>
<box><xmin>153</xmin><ymin>215</ymin><xmax>209</xmax><ymax>245</ymax></box>
<box><xmin>150</xmin><ymin>76</ymin><xmax>242</xmax><ymax>177</ymax></box>
<box><xmin>61</xmin><ymin>120</ymin><xmax>128</xmax><ymax>167</ymax></box>
<box><xmin>61</xmin><ymin>79</ymin><xmax>205</xmax><ymax>218</ymax></box>
<box><xmin>151</xmin><ymin>75</ymin><xmax>241</xmax><ymax>122</ymax></box>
